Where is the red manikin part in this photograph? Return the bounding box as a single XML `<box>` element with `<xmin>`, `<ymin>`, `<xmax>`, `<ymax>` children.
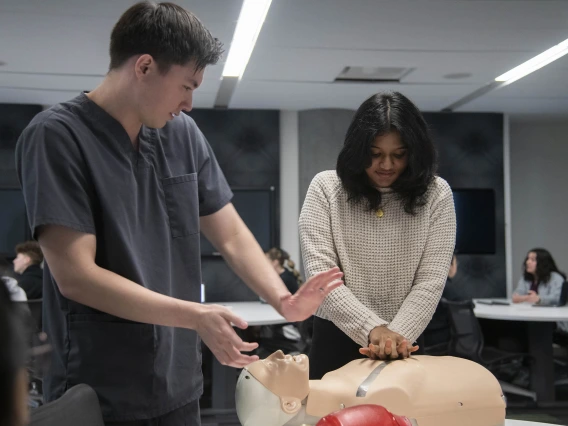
<box><xmin>316</xmin><ymin>404</ymin><xmax>414</xmax><ymax>426</ymax></box>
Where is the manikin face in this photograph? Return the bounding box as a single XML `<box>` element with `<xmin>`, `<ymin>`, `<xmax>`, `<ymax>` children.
<box><xmin>365</xmin><ymin>131</ymin><xmax>408</xmax><ymax>189</ymax></box>
<box><xmin>135</xmin><ymin>58</ymin><xmax>204</xmax><ymax>129</ymax></box>
<box><xmin>260</xmin><ymin>350</ymin><xmax>309</xmax><ymax>378</ymax></box>
<box><xmin>12</xmin><ymin>253</ymin><xmax>31</xmax><ymax>274</ymax></box>
<box><xmin>236</xmin><ymin>351</ymin><xmax>310</xmax><ymax>426</ymax></box>
<box><xmin>525</xmin><ymin>252</ymin><xmax>537</xmax><ymax>275</ymax></box>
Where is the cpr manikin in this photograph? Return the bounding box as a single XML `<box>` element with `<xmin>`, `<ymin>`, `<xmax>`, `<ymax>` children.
<box><xmin>235</xmin><ymin>350</ymin><xmax>506</xmax><ymax>426</ymax></box>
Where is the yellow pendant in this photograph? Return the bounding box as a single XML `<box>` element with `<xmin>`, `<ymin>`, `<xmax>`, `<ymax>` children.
<box><xmin>376</xmin><ymin>209</ymin><xmax>384</xmax><ymax>218</ymax></box>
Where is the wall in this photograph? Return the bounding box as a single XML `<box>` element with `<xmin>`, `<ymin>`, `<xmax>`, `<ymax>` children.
<box><xmin>297</xmin><ymin>109</ymin><xmax>506</xmax><ymax>298</ymax></box>
<box><xmin>280</xmin><ymin>111</ymin><xmax>300</xmax><ymax>267</ymax></box>
<box><xmin>509</xmin><ymin>118</ymin><xmax>568</xmax><ymax>285</ymax></box>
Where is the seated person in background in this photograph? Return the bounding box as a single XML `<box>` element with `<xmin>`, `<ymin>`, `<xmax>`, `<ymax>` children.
<box><xmin>0</xmin><ymin>278</ymin><xmax>30</xmax><ymax>426</ymax></box>
<box><xmin>12</xmin><ymin>241</ymin><xmax>43</xmax><ymax>300</ymax></box>
<box><xmin>266</xmin><ymin>247</ymin><xmax>303</xmax><ymax>294</ymax></box>
<box><xmin>259</xmin><ymin>248</ymin><xmax>307</xmax><ymax>357</ymax></box>
<box><xmin>512</xmin><ymin>248</ymin><xmax>565</xmax><ymax>305</ymax></box>
<box><xmin>422</xmin><ymin>252</ymin><xmax>461</xmax><ymax>349</ymax></box>
<box><xmin>1</xmin><ymin>257</ymin><xmax>27</xmax><ymax>302</ymax></box>
<box><xmin>2</xmin><ymin>276</ymin><xmax>28</xmax><ymax>303</ymax></box>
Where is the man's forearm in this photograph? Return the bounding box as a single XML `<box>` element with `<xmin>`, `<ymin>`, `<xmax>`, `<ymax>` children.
<box><xmin>217</xmin><ymin>226</ymin><xmax>290</xmax><ymax>312</ymax></box>
<box><xmin>58</xmin><ymin>264</ymin><xmax>202</xmax><ymax>329</ymax></box>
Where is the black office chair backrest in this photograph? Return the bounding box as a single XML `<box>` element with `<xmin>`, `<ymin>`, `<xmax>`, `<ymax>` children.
<box><xmin>442</xmin><ymin>299</ymin><xmax>484</xmax><ymax>363</ymax></box>
<box><xmin>30</xmin><ymin>384</ymin><xmax>104</xmax><ymax>426</ymax></box>
<box><xmin>559</xmin><ymin>281</ymin><xmax>568</xmax><ymax>306</ymax></box>
<box><xmin>26</xmin><ymin>299</ymin><xmax>43</xmax><ymax>332</ymax></box>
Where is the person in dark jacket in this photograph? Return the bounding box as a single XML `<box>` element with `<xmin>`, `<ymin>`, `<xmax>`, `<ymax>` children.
<box><xmin>266</xmin><ymin>247</ymin><xmax>303</xmax><ymax>294</ymax></box>
<box><xmin>13</xmin><ymin>241</ymin><xmax>43</xmax><ymax>300</ymax></box>
<box><xmin>423</xmin><ymin>252</ymin><xmax>461</xmax><ymax>348</ymax></box>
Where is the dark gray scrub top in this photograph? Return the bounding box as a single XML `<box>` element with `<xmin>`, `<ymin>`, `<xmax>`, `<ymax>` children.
<box><xmin>15</xmin><ymin>93</ymin><xmax>232</xmax><ymax>421</ymax></box>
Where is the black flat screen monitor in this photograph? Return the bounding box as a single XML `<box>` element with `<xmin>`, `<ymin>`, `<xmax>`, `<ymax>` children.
<box><xmin>200</xmin><ymin>188</ymin><xmax>275</xmax><ymax>256</ymax></box>
<box><xmin>452</xmin><ymin>189</ymin><xmax>496</xmax><ymax>254</ymax></box>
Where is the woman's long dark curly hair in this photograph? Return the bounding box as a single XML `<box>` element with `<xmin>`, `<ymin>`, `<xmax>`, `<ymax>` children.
<box><xmin>336</xmin><ymin>91</ymin><xmax>437</xmax><ymax>215</ymax></box>
<box><xmin>523</xmin><ymin>248</ymin><xmax>566</xmax><ymax>284</ymax></box>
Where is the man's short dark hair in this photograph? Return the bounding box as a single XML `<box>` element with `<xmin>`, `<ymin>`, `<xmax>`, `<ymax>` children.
<box><xmin>15</xmin><ymin>241</ymin><xmax>43</xmax><ymax>265</ymax></box>
<box><xmin>109</xmin><ymin>1</ymin><xmax>224</xmax><ymax>73</ymax></box>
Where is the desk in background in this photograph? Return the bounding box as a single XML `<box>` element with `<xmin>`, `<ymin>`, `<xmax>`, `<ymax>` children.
<box><xmin>474</xmin><ymin>299</ymin><xmax>568</xmax><ymax>404</ymax></box>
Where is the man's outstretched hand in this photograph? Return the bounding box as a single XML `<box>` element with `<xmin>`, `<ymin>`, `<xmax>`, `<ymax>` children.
<box><xmin>278</xmin><ymin>267</ymin><xmax>343</xmax><ymax>322</ymax></box>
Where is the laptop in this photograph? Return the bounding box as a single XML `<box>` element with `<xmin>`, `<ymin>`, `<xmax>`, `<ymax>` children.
<box><xmin>534</xmin><ymin>281</ymin><xmax>568</xmax><ymax>307</ymax></box>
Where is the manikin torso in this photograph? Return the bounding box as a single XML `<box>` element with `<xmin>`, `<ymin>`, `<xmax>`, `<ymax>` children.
<box><xmin>235</xmin><ymin>351</ymin><xmax>506</xmax><ymax>426</ymax></box>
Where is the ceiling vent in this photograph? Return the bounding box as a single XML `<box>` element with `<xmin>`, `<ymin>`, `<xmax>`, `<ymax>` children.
<box><xmin>335</xmin><ymin>66</ymin><xmax>414</xmax><ymax>83</ymax></box>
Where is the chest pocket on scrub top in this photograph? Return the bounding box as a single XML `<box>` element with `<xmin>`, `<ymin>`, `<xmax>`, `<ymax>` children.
<box><xmin>162</xmin><ymin>173</ymin><xmax>199</xmax><ymax>238</ymax></box>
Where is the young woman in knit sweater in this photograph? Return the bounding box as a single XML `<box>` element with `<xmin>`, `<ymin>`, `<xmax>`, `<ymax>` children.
<box><xmin>299</xmin><ymin>92</ymin><xmax>457</xmax><ymax>379</ymax></box>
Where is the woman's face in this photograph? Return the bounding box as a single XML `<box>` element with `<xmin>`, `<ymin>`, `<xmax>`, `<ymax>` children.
<box><xmin>265</xmin><ymin>254</ymin><xmax>280</xmax><ymax>271</ymax></box>
<box><xmin>365</xmin><ymin>131</ymin><xmax>408</xmax><ymax>189</ymax></box>
<box><xmin>525</xmin><ymin>252</ymin><xmax>537</xmax><ymax>275</ymax></box>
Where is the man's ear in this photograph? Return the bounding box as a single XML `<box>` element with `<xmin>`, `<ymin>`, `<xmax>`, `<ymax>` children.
<box><xmin>280</xmin><ymin>396</ymin><xmax>302</xmax><ymax>414</ymax></box>
<box><xmin>134</xmin><ymin>54</ymin><xmax>154</xmax><ymax>78</ymax></box>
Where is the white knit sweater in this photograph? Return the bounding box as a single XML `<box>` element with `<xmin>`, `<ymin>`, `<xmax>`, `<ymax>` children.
<box><xmin>299</xmin><ymin>171</ymin><xmax>456</xmax><ymax>347</ymax></box>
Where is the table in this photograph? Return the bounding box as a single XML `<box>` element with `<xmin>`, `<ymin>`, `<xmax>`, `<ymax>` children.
<box><xmin>474</xmin><ymin>299</ymin><xmax>568</xmax><ymax>404</ymax></box>
<box><xmin>216</xmin><ymin>301</ymin><xmax>286</xmax><ymax>326</ymax></box>
<box><xmin>208</xmin><ymin>301</ymin><xmax>287</xmax><ymax>409</ymax></box>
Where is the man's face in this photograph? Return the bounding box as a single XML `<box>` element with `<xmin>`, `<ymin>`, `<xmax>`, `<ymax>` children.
<box><xmin>138</xmin><ymin>61</ymin><xmax>205</xmax><ymax>129</ymax></box>
<box><xmin>13</xmin><ymin>253</ymin><xmax>31</xmax><ymax>274</ymax></box>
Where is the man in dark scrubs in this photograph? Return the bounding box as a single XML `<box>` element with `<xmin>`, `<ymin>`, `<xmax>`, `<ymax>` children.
<box><xmin>15</xmin><ymin>2</ymin><xmax>343</xmax><ymax>425</ymax></box>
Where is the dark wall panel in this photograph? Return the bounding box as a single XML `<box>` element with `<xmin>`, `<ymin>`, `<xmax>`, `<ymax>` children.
<box><xmin>0</xmin><ymin>104</ymin><xmax>43</xmax><ymax>188</ymax></box>
<box><xmin>188</xmin><ymin>109</ymin><xmax>280</xmax><ymax>302</ymax></box>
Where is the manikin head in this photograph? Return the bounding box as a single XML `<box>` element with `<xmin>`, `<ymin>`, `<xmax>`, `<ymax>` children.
<box><xmin>236</xmin><ymin>350</ymin><xmax>309</xmax><ymax>426</ymax></box>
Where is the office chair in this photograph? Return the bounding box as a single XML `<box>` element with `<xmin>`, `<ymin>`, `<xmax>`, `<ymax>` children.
<box><xmin>29</xmin><ymin>384</ymin><xmax>104</xmax><ymax>426</ymax></box>
<box><xmin>442</xmin><ymin>299</ymin><xmax>536</xmax><ymax>401</ymax></box>
<box><xmin>552</xmin><ymin>283</ymin><xmax>568</xmax><ymax>386</ymax></box>
<box><xmin>26</xmin><ymin>298</ymin><xmax>43</xmax><ymax>331</ymax></box>
<box><xmin>13</xmin><ymin>299</ymin><xmax>45</xmax><ymax>405</ymax></box>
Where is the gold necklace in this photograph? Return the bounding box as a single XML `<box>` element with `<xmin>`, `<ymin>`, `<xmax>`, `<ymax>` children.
<box><xmin>375</xmin><ymin>196</ymin><xmax>393</xmax><ymax>218</ymax></box>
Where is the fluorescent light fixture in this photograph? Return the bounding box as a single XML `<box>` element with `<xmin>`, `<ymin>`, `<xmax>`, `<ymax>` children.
<box><xmin>222</xmin><ymin>0</ymin><xmax>273</xmax><ymax>78</ymax></box>
<box><xmin>495</xmin><ymin>38</ymin><xmax>568</xmax><ymax>85</ymax></box>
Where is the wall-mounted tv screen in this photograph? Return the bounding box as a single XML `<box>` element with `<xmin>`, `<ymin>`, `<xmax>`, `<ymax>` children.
<box><xmin>452</xmin><ymin>189</ymin><xmax>496</xmax><ymax>254</ymax></box>
<box><xmin>200</xmin><ymin>187</ymin><xmax>275</xmax><ymax>256</ymax></box>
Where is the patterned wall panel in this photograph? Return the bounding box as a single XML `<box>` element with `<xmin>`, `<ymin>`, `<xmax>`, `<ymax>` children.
<box><xmin>425</xmin><ymin>113</ymin><xmax>505</xmax><ymax>298</ymax></box>
<box><xmin>188</xmin><ymin>109</ymin><xmax>280</xmax><ymax>302</ymax></box>
<box><xmin>299</xmin><ymin>109</ymin><xmax>505</xmax><ymax>298</ymax></box>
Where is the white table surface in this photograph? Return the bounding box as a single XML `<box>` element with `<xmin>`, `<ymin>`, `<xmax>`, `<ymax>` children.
<box><xmin>210</xmin><ymin>301</ymin><xmax>287</xmax><ymax>326</ymax></box>
<box><xmin>506</xmin><ymin>421</ymin><xmax>561</xmax><ymax>426</ymax></box>
<box><xmin>474</xmin><ymin>298</ymin><xmax>568</xmax><ymax>322</ymax></box>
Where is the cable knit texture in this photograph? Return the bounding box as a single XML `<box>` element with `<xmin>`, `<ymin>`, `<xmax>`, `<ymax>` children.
<box><xmin>299</xmin><ymin>170</ymin><xmax>456</xmax><ymax>347</ymax></box>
